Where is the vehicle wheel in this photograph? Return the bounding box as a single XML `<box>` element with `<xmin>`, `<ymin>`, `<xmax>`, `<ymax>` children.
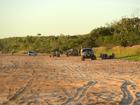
<box><xmin>81</xmin><ymin>56</ymin><xmax>85</xmax><ymax>61</ymax></box>
<box><xmin>93</xmin><ymin>55</ymin><xmax>96</xmax><ymax>60</ymax></box>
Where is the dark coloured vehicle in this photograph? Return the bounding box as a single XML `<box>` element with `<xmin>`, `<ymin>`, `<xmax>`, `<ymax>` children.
<box><xmin>27</xmin><ymin>51</ymin><xmax>37</xmax><ymax>56</ymax></box>
<box><xmin>50</xmin><ymin>49</ymin><xmax>60</xmax><ymax>57</ymax></box>
<box><xmin>66</xmin><ymin>49</ymin><xmax>79</xmax><ymax>56</ymax></box>
<box><xmin>80</xmin><ymin>48</ymin><xmax>96</xmax><ymax>61</ymax></box>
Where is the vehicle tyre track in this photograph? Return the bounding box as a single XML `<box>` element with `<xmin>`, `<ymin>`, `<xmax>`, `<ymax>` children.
<box><xmin>61</xmin><ymin>81</ymin><xmax>97</xmax><ymax>105</ymax></box>
<box><xmin>119</xmin><ymin>80</ymin><xmax>136</xmax><ymax>105</ymax></box>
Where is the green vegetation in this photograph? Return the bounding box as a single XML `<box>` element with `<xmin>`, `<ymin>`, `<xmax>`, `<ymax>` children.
<box><xmin>120</xmin><ymin>55</ymin><xmax>140</xmax><ymax>61</ymax></box>
<box><xmin>94</xmin><ymin>45</ymin><xmax>140</xmax><ymax>61</ymax></box>
<box><xmin>0</xmin><ymin>17</ymin><xmax>140</xmax><ymax>59</ymax></box>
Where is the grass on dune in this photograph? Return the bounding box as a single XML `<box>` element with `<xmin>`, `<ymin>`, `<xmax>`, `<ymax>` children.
<box><xmin>119</xmin><ymin>55</ymin><xmax>140</xmax><ymax>61</ymax></box>
<box><xmin>94</xmin><ymin>45</ymin><xmax>140</xmax><ymax>61</ymax></box>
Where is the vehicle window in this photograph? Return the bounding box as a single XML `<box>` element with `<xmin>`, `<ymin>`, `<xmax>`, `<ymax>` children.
<box><xmin>82</xmin><ymin>49</ymin><xmax>92</xmax><ymax>52</ymax></box>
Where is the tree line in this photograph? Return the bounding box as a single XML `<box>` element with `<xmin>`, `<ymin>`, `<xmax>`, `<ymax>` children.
<box><xmin>0</xmin><ymin>17</ymin><xmax>140</xmax><ymax>53</ymax></box>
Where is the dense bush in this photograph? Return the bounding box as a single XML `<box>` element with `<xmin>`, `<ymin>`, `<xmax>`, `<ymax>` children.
<box><xmin>0</xmin><ymin>17</ymin><xmax>140</xmax><ymax>53</ymax></box>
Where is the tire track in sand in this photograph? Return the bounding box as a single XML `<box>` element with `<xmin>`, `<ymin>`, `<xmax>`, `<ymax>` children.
<box><xmin>61</xmin><ymin>81</ymin><xmax>97</xmax><ymax>105</ymax></box>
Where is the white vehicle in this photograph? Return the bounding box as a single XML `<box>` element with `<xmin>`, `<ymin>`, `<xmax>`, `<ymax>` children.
<box><xmin>27</xmin><ymin>51</ymin><xmax>37</xmax><ymax>56</ymax></box>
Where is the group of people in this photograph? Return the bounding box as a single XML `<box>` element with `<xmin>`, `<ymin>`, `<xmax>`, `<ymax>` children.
<box><xmin>100</xmin><ymin>53</ymin><xmax>115</xmax><ymax>59</ymax></box>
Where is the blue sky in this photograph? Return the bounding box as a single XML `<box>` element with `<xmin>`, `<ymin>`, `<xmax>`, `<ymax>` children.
<box><xmin>0</xmin><ymin>0</ymin><xmax>140</xmax><ymax>38</ymax></box>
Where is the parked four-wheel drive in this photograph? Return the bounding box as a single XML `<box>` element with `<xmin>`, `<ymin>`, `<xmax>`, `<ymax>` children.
<box><xmin>66</xmin><ymin>49</ymin><xmax>79</xmax><ymax>56</ymax></box>
<box><xmin>80</xmin><ymin>48</ymin><xmax>96</xmax><ymax>61</ymax></box>
<box><xmin>50</xmin><ymin>50</ymin><xmax>60</xmax><ymax>57</ymax></box>
<box><xmin>27</xmin><ymin>51</ymin><xmax>37</xmax><ymax>56</ymax></box>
